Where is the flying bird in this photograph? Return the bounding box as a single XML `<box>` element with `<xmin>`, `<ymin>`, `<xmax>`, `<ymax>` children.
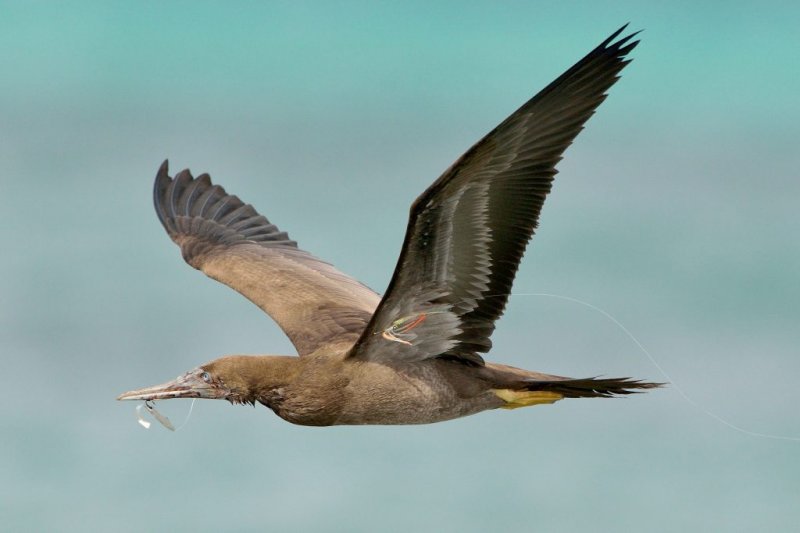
<box><xmin>118</xmin><ymin>26</ymin><xmax>660</xmax><ymax>426</ymax></box>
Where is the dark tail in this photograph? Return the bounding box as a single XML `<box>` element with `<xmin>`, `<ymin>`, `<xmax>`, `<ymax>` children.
<box><xmin>522</xmin><ymin>376</ymin><xmax>664</xmax><ymax>398</ymax></box>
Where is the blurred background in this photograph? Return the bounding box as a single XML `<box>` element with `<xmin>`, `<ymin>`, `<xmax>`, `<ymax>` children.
<box><xmin>2</xmin><ymin>1</ymin><xmax>798</xmax><ymax>531</ymax></box>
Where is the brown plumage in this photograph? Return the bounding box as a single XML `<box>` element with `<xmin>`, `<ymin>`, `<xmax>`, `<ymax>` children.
<box><xmin>118</xmin><ymin>26</ymin><xmax>662</xmax><ymax>426</ymax></box>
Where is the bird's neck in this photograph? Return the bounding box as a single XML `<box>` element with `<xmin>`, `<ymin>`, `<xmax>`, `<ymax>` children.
<box><xmin>212</xmin><ymin>355</ymin><xmax>304</xmax><ymax>406</ymax></box>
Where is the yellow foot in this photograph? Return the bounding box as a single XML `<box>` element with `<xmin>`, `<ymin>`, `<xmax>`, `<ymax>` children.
<box><xmin>492</xmin><ymin>389</ymin><xmax>563</xmax><ymax>409</ymax></box>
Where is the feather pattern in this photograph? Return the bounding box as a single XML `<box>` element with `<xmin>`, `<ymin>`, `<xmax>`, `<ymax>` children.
<box><xmin>348</xmin><ymin>26</ymin><xmax>640</xmax><ymax>366</ymax></box>
<box><xmin>153</xmin><ymin>162</ymin><xmax>382</xmax><ymax>356</ymax></box>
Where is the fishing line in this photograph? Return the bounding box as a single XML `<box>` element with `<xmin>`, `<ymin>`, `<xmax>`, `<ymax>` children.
<box><xmin>173</xmin><ymin>398</ymin><xmax>197</xmax><ymax>431</ymax></box>
<box><xmin>508</xmin><ymin>291</ymin><xmax>800</xmax><ymax>442</ymax></box>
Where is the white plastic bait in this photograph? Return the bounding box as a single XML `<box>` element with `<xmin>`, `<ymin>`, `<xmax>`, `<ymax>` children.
<box><xmin>135</xmin><ymin>401</ymin><xmax>175</xmax><ymax>431</ymax></box>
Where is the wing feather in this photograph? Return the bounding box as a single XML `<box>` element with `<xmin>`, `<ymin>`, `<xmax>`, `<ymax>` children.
<box><xmin>153</xmin><ymin>162</ymin><xmax>381</xmax><ymax>356</ymax></box>
<box><xmin>348</xmin><ymin>26</ymin><xmax>639</xmax><ymax>366</ymax></box>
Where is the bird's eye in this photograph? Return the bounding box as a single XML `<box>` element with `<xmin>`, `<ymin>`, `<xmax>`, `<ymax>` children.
<box><xmin>201</xmin><ymin>372</ymin><xmax>211</xmax><ymax>383</ymax></box>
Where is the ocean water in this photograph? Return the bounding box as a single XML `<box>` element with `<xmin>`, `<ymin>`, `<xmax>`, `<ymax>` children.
<box><xmin>2</xmin><ymin>2</ymin><xmax>798</xmax><ymax>531</ymax></box>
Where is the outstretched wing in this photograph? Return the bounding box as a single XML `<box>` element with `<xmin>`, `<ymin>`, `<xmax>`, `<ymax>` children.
<box><xmin>348</xmin><ymin>26</ymin><xmax>639</xmax><ymax>366</ymax></box>
<box><xmin>154</xmin><ymin>161</ymin><xmax>381</xmax><ymax>356</ymax></box>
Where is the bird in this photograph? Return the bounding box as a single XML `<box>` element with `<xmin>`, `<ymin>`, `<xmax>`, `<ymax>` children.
<box><xmin>118</xmin><ymin>25</ymin><xmax>661</xmax><ymax>426</ymax></box>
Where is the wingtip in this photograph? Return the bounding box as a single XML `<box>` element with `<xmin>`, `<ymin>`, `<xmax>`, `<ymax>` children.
<box><xmin>154</xmin><ymin>160</ymin><xmax>174</xmax><ymax>231</ymax></box>
<box><xmin>601</xmin><ymin>23</ymin><xmax>642</xmax><ymax>52</ymax></box>
<box><xmin>154</xmin><ymin>160</ymin><xmax>173</xmax><ymax>192</ymax></box>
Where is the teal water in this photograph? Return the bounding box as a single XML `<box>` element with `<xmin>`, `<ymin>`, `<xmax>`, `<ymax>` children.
<box><xmin>2</xmin><ymin>2</ymin><xmax>799</xmax><ymax>531</ymax></box>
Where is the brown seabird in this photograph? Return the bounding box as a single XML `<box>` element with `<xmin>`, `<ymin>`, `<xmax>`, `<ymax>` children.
<box><xmin>118</xmin><ymin>26</ymin><xmax>661</xmax><ymax>426</ymax></box>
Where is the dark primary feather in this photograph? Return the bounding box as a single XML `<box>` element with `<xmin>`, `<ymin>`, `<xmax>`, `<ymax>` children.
<box><xmin>154</xmin><ymin>165</ymin><xmax>299</xmax><ymax>257</ymax></box>
<box><xmin>154</xmin><ymin>161</ymin><xmax>382</xmax><ymax>356</ymax></box>
<box><xmin>348</xmin><ymin>26</ymin><xmax>639</xmax><ymax>366</ymax></box>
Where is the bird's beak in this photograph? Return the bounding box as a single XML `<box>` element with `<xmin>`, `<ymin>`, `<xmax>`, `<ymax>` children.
<box><xmin>117</xmin><ymin>370</ymin><xmax>219</xmax><ymax>401</ymax></box>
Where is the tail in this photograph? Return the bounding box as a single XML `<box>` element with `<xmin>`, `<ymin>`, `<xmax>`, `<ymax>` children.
<box><xmin>522</xmin><ymin>376</ymin><xmax>664</xmax><ymax>398</ymax></box>
<box><xmin>483</xmin><ymin>363</ymin><xmax>663</xmax><ymax>409</ymax></box>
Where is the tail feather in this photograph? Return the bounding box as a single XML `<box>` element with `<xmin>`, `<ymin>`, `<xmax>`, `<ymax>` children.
<box><xmin>522</xmin><ymin>376</ymin><xmax>664</xmax><ymax>398</ymax></box>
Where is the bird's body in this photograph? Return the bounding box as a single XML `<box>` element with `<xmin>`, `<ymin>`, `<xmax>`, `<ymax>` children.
<box><xmin>243</xmin><ymin>355</ymin><xmax>500</xmax><ymax>426</ymax></box>
<box><xmin>118</xmin><ymin>26</ymin><xmax>661</xmax><ymax>426</ymax></box>
<box><xmin>165</xmin><ymin>354</ymin><xmax>593</xmax><ymax>426</ymax></box>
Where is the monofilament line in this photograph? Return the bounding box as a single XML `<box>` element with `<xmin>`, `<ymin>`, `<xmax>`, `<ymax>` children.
<box><xmin>173</xmin><ymin>398</ymin><xmax>197</xmax><ymax>431</ymax></box>
<box><xmin>509</xmin><ymin>292</ymin><xmax>800</xmax><ymax>442</ymax></box>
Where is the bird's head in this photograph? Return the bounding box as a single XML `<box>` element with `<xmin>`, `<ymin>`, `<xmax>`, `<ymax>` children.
<box><xmin>117</xmin><ymin>357</ymin><xmax>259</xmax><ymax>405</ymax></box>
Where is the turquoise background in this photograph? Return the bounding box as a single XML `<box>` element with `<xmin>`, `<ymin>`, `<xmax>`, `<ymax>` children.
<box><xmin>2</xmin><ymin>1</ymin><xmax>798</xmax><ymax>531</ymax></box>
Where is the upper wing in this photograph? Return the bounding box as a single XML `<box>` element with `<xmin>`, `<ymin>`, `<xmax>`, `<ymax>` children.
<box><xmin>153</xmin><ymin>161</ymin><xmax>381</xmax><ymax>356</ymax></box>
<box><xmin>347</xmin><ymin>26</ymin><xmax>639</xmax><ymax>366</ymax></box>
